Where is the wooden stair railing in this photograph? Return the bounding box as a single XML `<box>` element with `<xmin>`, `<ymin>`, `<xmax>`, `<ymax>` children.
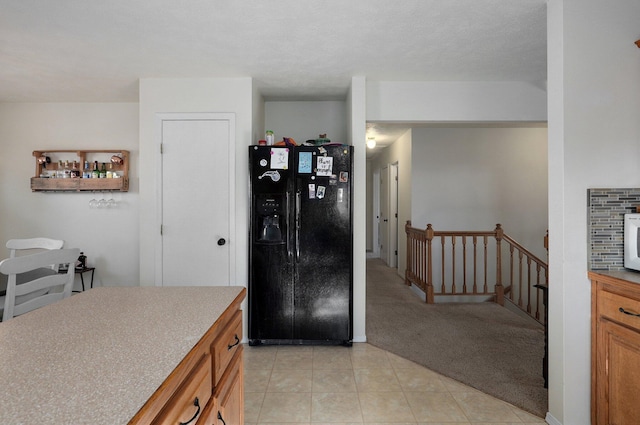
<box><xmin>405</xmin><ymin>221</ymin><xmax>548</xmax><ymax>324</ymax></box>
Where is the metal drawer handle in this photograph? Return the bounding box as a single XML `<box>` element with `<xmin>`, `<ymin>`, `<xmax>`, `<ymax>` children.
<box><xmin>217</xmin><ymin>411</ymin><xmax>227</xmax><ymax>425</ymax></box>
<box><xmin>619</xmin><ymin>307</ymin><xmax>640</xmax><ymax>317</ymax></box>
<box><xmin>178</xmin><ymin>397</ymin><xmax>200</xmax><ymax>425</ymax></box>
<box><xmin>228</xmin><ymin>334</ymin><xmax>240</xmax><ymax>350</ymax></box>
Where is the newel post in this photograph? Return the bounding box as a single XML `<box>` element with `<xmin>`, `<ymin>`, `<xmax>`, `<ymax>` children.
<box><xmin>405</xmin><ymin>220</ymin><xmax>412</xmax><ymax>286</ymax></box>
<box><xmin>425</xmin><ymin>224</ymin><xmax>435</xmax><ymax>303</ymax></box>
<box><xmin>494</xmin><ymin>224</ymin><xmax>504</xmax><ymax>306</ymax></box>
<box><xmin>544</xmin><ymin>228</ymin><xmax>549</xmax><ymax>259</ymax></box>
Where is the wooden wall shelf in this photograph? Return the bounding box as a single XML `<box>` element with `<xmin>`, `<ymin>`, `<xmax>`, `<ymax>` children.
<box><xmin>31</xmin><ymin>150</ymin><xmax>129</xmax><ymax>192</ymax></box>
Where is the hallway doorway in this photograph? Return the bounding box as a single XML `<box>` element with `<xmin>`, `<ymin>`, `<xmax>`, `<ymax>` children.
<box><xmin>378</xmin><ymin>163</ymin><xmax>398</xmax><ymax>268</ymax></box>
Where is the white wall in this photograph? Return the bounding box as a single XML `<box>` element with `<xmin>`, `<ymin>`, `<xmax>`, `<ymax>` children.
<box><xmin>369</xmin><ymin>129</ymin><xmax>412</xmax><ymax>276</ymax></box>
<box><xmin>138</xmin><ymin>78</ymin><xmax>254</xmax><ymax>289</ymax></box>
<box><xmin>0</xmin><ymin>103</ymin><xmax>140</xmax><ymax>287</ymax></box>
<box><xmin>264</xmin><ymin>101</ymin><xmax>347</xmax><ymax>144</ymax></box>
<box><xmin>547</xmin><ymin>1</ymin><xmax>640</xmax><ymax>423</ymax></box>
<box><xmin>367</xmin><ymin>81</ymin><xmax>547</xmax><ymax>122</ymax></box>
<box><xmin>349</xmin><ymin>76</ymin><xmax>368</xmax><ymax>342</ymax></box>
<box><xmin>411</xmin><ymin>127</ymin><xmax>548</xmax><ymax>260</ymax></box>
<box><xmin>252</xmin><ymin>82</ymin><xmax>265</xmax><ymax>144</ymax></box>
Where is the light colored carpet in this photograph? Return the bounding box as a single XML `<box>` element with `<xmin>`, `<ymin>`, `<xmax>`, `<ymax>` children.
<box><xmin>365</xmin><ymin>258</ymin><xmax>547</xmax><ymax>418</ymax></box>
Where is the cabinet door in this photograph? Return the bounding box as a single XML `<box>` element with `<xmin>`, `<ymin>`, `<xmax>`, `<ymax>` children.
<box><xmin>153</xmin><ymin>354</ymin><xmax>212</xmax><ymax>425</ymax></box>
<box><xmin>214</xmin><ymin>350</ymin><xmax>244</xmax><ymax>425</ymax></box>
<box><xmin>597</xmin><ymin>318</ymin><xmax>640</xmax><ymax>424</ymax></box>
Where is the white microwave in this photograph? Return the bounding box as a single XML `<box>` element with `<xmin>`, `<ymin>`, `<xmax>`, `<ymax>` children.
<box><xmin>624</xmin><ymin>213</ymin><xmax>640</xmax><ymax>271</ymax></box>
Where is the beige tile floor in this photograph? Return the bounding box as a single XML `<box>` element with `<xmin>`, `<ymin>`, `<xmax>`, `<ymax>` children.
<box><xmin>244</xmin><ymin>342</ymin><xmax>547</xmax><ymax>424</ymax></box>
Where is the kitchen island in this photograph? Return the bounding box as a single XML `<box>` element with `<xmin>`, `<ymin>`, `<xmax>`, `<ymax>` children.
<box><xmin>0</xmin><ymin>286</ymin><xmax>246</xmax><ymax>424</ymax></box>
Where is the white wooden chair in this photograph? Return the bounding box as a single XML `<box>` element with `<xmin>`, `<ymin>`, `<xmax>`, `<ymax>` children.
<box><xmin>0</xmin><ymin>248</ymin><xmax>79</xmax><ymax>321</ymax></box>
<box><xmin>0</xmin><ymin>238</ymin><xmax>66</xmax><ymax>315</ymax></box>
<box><xmin>7</xmin><ymin>237</ymin><xmax>65</xmax><ymax>263</ymax></box>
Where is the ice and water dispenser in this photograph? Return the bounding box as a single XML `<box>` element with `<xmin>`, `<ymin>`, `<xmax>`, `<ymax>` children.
<box><xmin>254</xmin><ymin>194</ymin><xmax>286</xmax><ymax>244</ymax></box>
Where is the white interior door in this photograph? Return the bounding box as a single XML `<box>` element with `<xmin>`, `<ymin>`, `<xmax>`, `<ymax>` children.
<box><xmin>372</xmin><ymin>169</ymin><xmax>380</xmax><ymax>258</ymax></box>
<box><xmin>389</xmin><ymin>163</ymin><xmax>398</xmax><ymax>268</ymax></box>
<box><xmin>379</xmin><ymin>166</ymin><xmax>389</xmax><ymax>265</ymax></box>
<box><xmin>159</xmin><ymin>114</ymin><xmax>234</xmax><ymax>286</ymax></box>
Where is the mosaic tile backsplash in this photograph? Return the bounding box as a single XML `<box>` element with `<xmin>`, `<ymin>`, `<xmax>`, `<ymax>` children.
<box><xmin>588</xmin><ymin>188</ymin><xmax>640</xmax><ymax>270</ymax></box>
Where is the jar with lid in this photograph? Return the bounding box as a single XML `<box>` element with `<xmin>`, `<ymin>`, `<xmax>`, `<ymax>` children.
<box><xmin>266</xmin><ymin>130</ymin><xmax>275</xmax><ymax>146</ymax></box>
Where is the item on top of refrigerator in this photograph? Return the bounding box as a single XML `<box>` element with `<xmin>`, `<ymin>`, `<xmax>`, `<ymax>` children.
<box><xmin>266</xmin><ymin>130</ymin><xmax>275</xmax><ymax>145</ymax></box>
<box><xmin>274</xmin><ymin>137</ymin><xmax>297</xmax><ymax>147</ymax></box>
<box><xmin>315</xmin><ymin>134</ymin><xmax>331</xmax><ymax>145</ymax></box>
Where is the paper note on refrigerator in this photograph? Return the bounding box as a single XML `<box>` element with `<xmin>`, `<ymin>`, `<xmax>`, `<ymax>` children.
<box><xmin>270</xmin><ymin>148</ymin><xmax>289</xmax><ymax>169</ymax></box>
<box><xmin>316</xmin><ymin>156</ymin><xmax>333</xmax><ymax>176</ymax></box>
<box><xmin>298</xmin><ymin>152</ymin><xmax>312</xmax><ymax>173</ymax></box>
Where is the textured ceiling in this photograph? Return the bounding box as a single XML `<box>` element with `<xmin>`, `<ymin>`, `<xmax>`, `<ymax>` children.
<box><xmin>1</xmin><ymin>1</ymin><xmax>547</xmax><ymax>154</ymax></box>
<box><xmin>0</xmin><ymin>0</ymin><xmax>547</xmax><ymax>103</ymax></box>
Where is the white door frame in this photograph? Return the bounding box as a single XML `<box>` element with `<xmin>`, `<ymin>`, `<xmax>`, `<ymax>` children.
<box><xmin>154</xmin><ymin>112</ymin><xmax>236</xmax><ymax>286</ymax></box>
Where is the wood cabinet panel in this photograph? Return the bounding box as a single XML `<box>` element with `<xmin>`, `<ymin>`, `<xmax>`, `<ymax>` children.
<box><xmin>591</xmin><ymin>272</ymin><xmax>640</xmax><ymax>425</ymax></box>
<box><xmin>212</xmin><ymin>309</ymin><xmax>243</xmax><ymax>385</ymax></box>
<box><xmin>153</xmin><ymin>354</ymin><xmax>211</xmax><ymax>425</ymax></box>
<box><xmin>213</xmin><ymin>348</ymin><xmax>244</xmax><ymax>425</ymax></box>
<box><xmin>598</xmin><ymin>319</ymin><xmax>640</xmax><ymax>425</ymax></box>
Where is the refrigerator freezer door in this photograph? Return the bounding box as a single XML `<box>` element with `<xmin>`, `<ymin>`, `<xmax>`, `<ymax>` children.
<box><xmin>248</xmin><ymin>146</ymin><xmax>295</xmax><ymax>343</ymax></box>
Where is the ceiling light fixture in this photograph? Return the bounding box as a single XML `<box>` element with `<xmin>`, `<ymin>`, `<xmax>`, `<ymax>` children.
<box><xmin>366</xmin><ymin>137</ymin><xmax>376</xmax><ymax>149</ymax></box>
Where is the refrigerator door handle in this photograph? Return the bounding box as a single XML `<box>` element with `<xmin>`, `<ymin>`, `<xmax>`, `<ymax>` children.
<box><xmin>296</xmin><ymin>190</ymin><xmax>301</xmax><ymax>260</ymax></box>
<box><xmin>286</xmin><ymin>193</ymin><xmax>292</xmax><ymax>258</ymax></box>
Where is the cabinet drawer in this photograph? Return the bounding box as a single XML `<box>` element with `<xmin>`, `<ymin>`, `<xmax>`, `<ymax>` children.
<box><xmin>599</xmin><ymin>289</ymin><xmax>640</xmax><ymax>331</ymax></box>
<box><xmin>154</xmin><ymin>354</ymin><xmax>212</xmax><ymax>425</ymax></box>
<box><xmin>211</xmin><ymin>310</ymin><xmax>242</xmax><ymax>385</ymax></box>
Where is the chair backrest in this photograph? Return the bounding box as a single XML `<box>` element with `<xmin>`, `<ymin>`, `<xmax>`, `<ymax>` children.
<box><xmin>0</xmin><ymin>248</ymin><xmax>79</xmax><ymax>321</ymax></box>
<box><xmin>7</xmin><ymin>238</ymin><xmax>64</xmax><ymax>257</ymax></box>
<box><xmin>6</xmin><ymin>238</ymin><xmax>65</xmax><ymax>270</ymax></box>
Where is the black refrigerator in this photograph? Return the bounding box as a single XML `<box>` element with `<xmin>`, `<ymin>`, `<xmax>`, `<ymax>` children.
<box><xmin>248</xmin><ymin>144</ymin><xmax>353</xmax><ymax>346</ymax></box>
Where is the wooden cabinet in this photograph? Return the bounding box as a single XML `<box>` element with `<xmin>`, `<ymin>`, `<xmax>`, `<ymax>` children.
<box><xmin>590</xmin><ymin>271</ymin><xmax>640</xmax><ymax>424</ymax></box>
<box><xmin>199</xmin><ymin>350</ymin><xmax>244</xmax><ymax>425</ymax></box>
<box><xmin>129</xmin><ymin>293</ymin><xmax>244</xmax><ymax>425</ymax></box>
<box><xmin>155</xmin><ymin>354</ymin><xmax>212</xmax><ymax>424</ymax></box>
<box><xmin>30</xmin><ymin>150</ymin><xmax>129</xmax><ymax>192</ymax></box>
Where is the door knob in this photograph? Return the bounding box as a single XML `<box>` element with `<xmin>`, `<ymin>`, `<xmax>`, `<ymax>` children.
<box><xmin>217</xmin><ymin>238</ymin><xmax>226</xmax><ymax>246</ymax></box>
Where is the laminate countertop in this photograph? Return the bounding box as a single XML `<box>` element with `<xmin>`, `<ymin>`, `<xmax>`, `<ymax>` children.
<box><xmin>0</xmin><ymin>286</ymin><xmax>246</xmax><ymax>424</ymax></box>
<box><xmin>588</xmin><ymin>270</ymin><xmax>640</xmax><ymax>285</ymax></box>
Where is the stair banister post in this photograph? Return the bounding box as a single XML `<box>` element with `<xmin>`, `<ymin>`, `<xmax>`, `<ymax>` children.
<box><xmin>405</xmin><ymin>220</ymin><xmax>412</xmax><ymax>286</ymax></box>
<box><xmin>544</xmin><ymin>229</ymin><xmax>549</xmax><ymax>273</ymax></box>
<box><xmin>494</xmin><ymin>224</ymin><xmax>505</xmax><ymax>306</ymax></box>
<box><xmin>426</xmin><ymin>224</ymin><xmax>435</xmax><ymax>303</ymax></box>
